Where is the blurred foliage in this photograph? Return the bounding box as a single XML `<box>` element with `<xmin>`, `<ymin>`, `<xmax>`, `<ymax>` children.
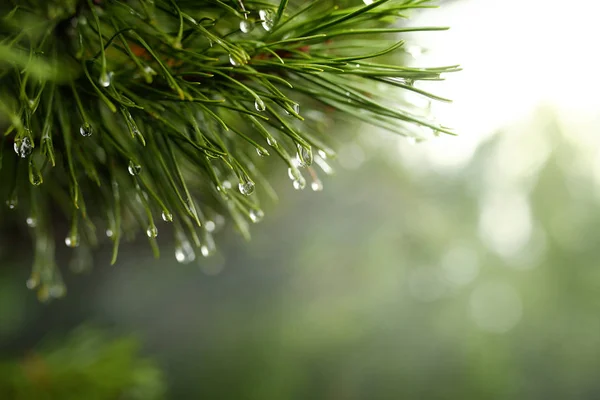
<box><xmin>0</xmin><ymin>326</ymin><xmax>165</xmax><ymax>400</ymax></box>
<box><xmin>2</xmin><ymin>106</ymin><xmax>600</xmax><ymax>399</ymax></box>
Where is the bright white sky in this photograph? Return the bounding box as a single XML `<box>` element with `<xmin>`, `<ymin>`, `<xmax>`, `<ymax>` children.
<box><xmin>403</xmin><ymin>0</ymin><xmax>600</xmax><ymax>170</ymax></box>
<box><xmin>379</xmin><ymin>0</ymin><xmax>600</xmax><ymax>329</ymax></box>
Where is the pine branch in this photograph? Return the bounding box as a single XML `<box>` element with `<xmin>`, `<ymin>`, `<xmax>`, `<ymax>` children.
<box><xmin>0</xmin><ymin>0</ymin><xmax>458</xmax><ymax>299</ymax></box>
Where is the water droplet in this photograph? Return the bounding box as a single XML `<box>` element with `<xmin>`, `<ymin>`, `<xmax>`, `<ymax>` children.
<box><xmin>79</xmin><ymin>122</ymin><xmax>93</xmax><ymax>137</ymax></box>
<box><xmin>200</xmin><ymin>237</ymin><xmax>217</xmax><ymax>258</ymax></box>
<box><xmin>200</xmin><ymin>245</ymin><xmax>211</xmax><ymax>257</ymax></box>
<box><xmin>254</xmin><ymin>97</ymin><xmax>266</xmax><ymax>112</ymax></box>
<box><xmin>249</xmin><ymin>209</ymin><xmax>264</xmax><ymax>223</ymax></box>
<box><xmin>6</xmin><ymin>192</ymin><xmax>18</xmax><ymax>210</ymax></box>
<box><xmin>311</xmin><ymin>179</ymin><xmax>324</xmax><ymax>192</ymax></box>
<box><xmin>229</xmin><ymin>54</ymin><xmax>242</xmax><ymax>67</ymax></box>
<box><xmin>403</xmin><ymin>78</ymin><xmax>414</xmax><ymax>87</ymax></box>
<box><xmin>161</xmin><ymin>210</ymin><xmax>173</xmax><ymax>222</ymax></box>
<box><xmin>266</xmin><ymin>136</ymin><xmax>278</xmax><ymax>147</ymax></box>
<box><xmin>29</xmin><ymin>160</ymin><xmax>43</xmax><ymax>186</ymax></box>
<box><xmin>239</xmin><ymin>19</ymin><xmax>254</xmax><ymax>33</ymax></box>
<box><xmin>143</xmin><ymin>65</ymin><xmax>156</xmax><ymax>75</ymax></box>
<box><xmin>297</xmin><ymin>144</ymin><xmax>313</xmax><ymax>167</ymax></box>
<box><xmin>175</xmin><ymin>240</ymin><xmax>196</xmax><ymax>264</ymax></box>
<box><xmin>256</xmin><ymin>147</ymin><xmax>269</xmax><ymax>157</ymax></box>
<box><xmin>26</xmin><ymin>275</ymin><xmax>39</xmax><ymax>290</ymax></box>
<box><xmin>106</xmin><ymin>229</ymin><xmax>114</xmax><ymax>238</ymax></box>
<box><xmin>49</xmin><ymin>283</ymin><xmax>66</xmax><ymax>298</ymax></box>
<box><xmin>292</xmin><ymin>103</ymin><xmax>300</xmax><ymax>114</ymax></box>
<box><xmin>146</xmin><ymin>225</ymin><xmax>158</xmax><ymax>238</ymax></box>
<box><xmin>128</xmin><ymin>160</ymin><xmax>142</xmax><ymax>176</ymax></box>
<box><xmin>238</xmin><ymin>179</ymin><xmax>255</xmax><ymax>196</ymax></box>
<box><xmin>99</xmin><ymin>71</ymin><xmax>114</xmax><ymax>87</ymax></box>
<box><xmin>26</xmin><ymin>217</ymin><xmax>37</xmax><ymax>228</ymax></box>
<box><xmin>28</xmin><ymin>99</ymin><xmax>36</xmax><ymax>109</ymax></box>
<box><xmin>223</xmin><ymin>180</ymin><xmax>232</xmax><ymax>189</ymax></box>
<box><xmin>65</xmin><ymin>234</ymin><xmax>80</xmax><ymax>248</ymax></box>
<box><xmin>14</xmin><ymin>136</ymin><xmax>33</xmax><ymax>158</ymax></box>
<box><xmin>293</xmin><ymin>177</ymin><xmax>306</xmax><ymax>190</ymax></box>
<box><xmin>205</xmin><ymin>220</ymin><xmax>216</xmax><ymax>232</ymax></box>
<box><xmin>318</xmin><ymin>150</ymin><xmax>328</xmax><ymax>159</ymax></box>
<box><xmin>123</xmin><ymin>109</ymin><xmax>141</xmax><ymax>138</ymax></box>
<box><xmin>363</xmin><ymin>0</ymin><xmax>374</xmax><ymax>4</ymax></box>
<box><xmin>259</xmin><ymin>9</ymin><xmax>275</xmax><ymax>31</ymax></box>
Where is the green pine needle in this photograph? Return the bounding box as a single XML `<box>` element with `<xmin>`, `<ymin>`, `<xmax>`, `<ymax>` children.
<box><xmin>0</xmin><ymin>0</ymin><xmax>458</xmax><ymax>299</ymax></box>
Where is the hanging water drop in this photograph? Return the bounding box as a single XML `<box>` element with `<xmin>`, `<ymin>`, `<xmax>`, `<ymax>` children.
<box><xmin>311</xmin><ymin>179</ymin><xmax>324</xmax><ymax>192</ymax></box>
<box><xmin>229</xmin><ymin>54</ymin><xmax>242</xmax><ymax>67</ymax></box>
<box><xmin>49</xmin><ymin>283</ymin><xmax>67</xmax><ymax>298</ymax></box>
<box><xmin>256</xmin><ymin>147</ymin><xmax>269</xmax><ymax>157</ymax></box>
<box><xmin>238</xmin><ymin>178</ymin><xmax>255</xmax><ymax>196</ymax></box>
<box><xmin>6</xmin><ymin>192</ymin><xmax>18</xmax><ymax>210</ymax></box>
<box><xmin>200</xmin><ymin>245</ymin><xmax>211</xmax><ymax>257</ymax></box>
<box><xmin>297</xmin><ymin>144</ymin><xmax>313</xmax><ymax>167</ymax></box>
<box><xmin>79</xmin><ymin>122</ymin><xmax>93</xmax><ymax>137</ymax></box>
<box><xmin>254</xmin><ymin>97</ymin><xmax>266</xmax><ymax>112</ymax></box>
<box><xmin>249</xmin><ymin>209</ymin><xmax>264</xmax><ymax>223</ymax></box>
<box><xmin>205</xmin><ymin>220</ymin><xmax>216</xmax><ymax>232</ymax></box>
<box><xmin>143</xmin><ymin>65</ymin><xmax>156</xmax><ymax>75</ymax></box>
<box><xmin>161</xmin><ymin>210</ymin><xmax>173</xmax><ymax>222</ymax></box>
<box><xmin>65</xmin><ymin>234</ymin><xmax>80</xmax><ymax>248</ymax></box>
<box><xmin>293</xmin><ymin>177</ymin><xmax>307</xmax><ymax>190</ymax></box>
<box><xmin>26</xmin><ymin>216</ymin><xmax>37</xmax><ymax>228</ymax></box>
<box><xmin>128</xmin><ymin>160</ymin><xmax>142</xmax><ymax>176</ymax></box>
<box><xmin>99</xmin><ymin>71</ymin><xmax>114</xmax><ymax>88</ymax></box>
<box><xmin>318</xmin><ymin>150</ymin><xmax>328</xmax><ymax>159</ymax></box>
<box><xmin>288</xmin><ymin>167</ymin><xmax>306</xmax><ymax>189</ymax></box>
<box><xmin>292</xmin><ymin>103</ymin><xmax>300</xmax><ymax>114</ymax></box>
<box><xmin>175</xmin><ymin>240</ymin><xmax>196</xmax><ymax>264</ymax></box>
<box><xmin>123</xmin><ymin>109</ymin><xmax>141</xmax><ymax>138</ymax></box>
<box><xmin>363</xmin><ymin>0</ymin><xmax>374</xmax><ymax>4</ymax></box>
<box><xmin>259</xmin><ymin>9</ymin><xmax>275</xmax><ymax>31</ymax></box>
<box><xmin>200</xmin><ymin>233</ymin><xmax>216</xmax><ymax>257</ymax></box>
<box><xmin>266</xmin><ymin>136</ymin><xmax>278</xmax><ymax>147</ymax></box>
<box><xmin>146</xmin><ymin>225</ymin><xmax>158</xmax><ymax>238</ymax></box>
<box><xmin>29</xmin><ymin>159</ymin><xmax>43</xmax><ymax>186</ymax></box>
<box><xmin>239</xmin><ymin>19</ymin><xmax>254</xmax><ymax>33</ymax></box>
<box><xmin>14</xmin><ymin>136</ymin><xmax>33</xmax><ymax>158</ymax></box>
<box><xmin>106</xmin><ymin>229</ymin><xmax>114</xmax><ymax>238</ymax></box>
<box><xmin>26</xmin><ymin>274</ymin><xmax>39</xmax><ymax>290</ymax></box>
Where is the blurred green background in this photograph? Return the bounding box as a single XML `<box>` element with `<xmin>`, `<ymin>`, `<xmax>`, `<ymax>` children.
<box><xmin>2</xmin><ymin>0</ymin><xmax>600</xmax><ymax>398</ymax></box>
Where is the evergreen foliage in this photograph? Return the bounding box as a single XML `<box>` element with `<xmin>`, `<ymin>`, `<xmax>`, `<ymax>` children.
<box><xmin>0</xmin><ymin>0</ymin><xmax>457</xmax><ymax>298</ymax></box>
